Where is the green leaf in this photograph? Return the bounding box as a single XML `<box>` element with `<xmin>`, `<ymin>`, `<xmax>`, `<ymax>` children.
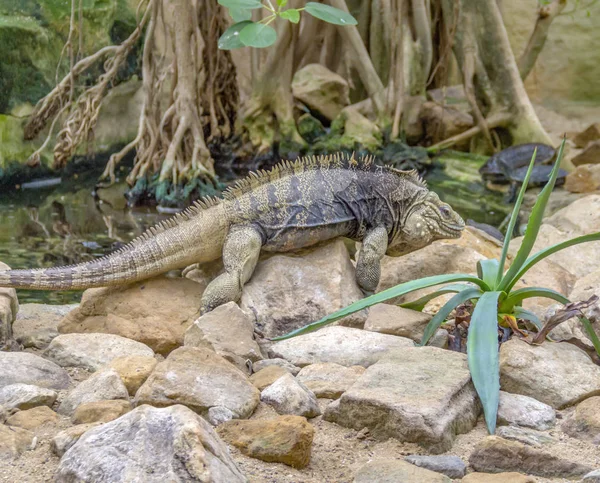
<box><xmin>218</xmin><ymin>0</ymin><xmax>263</xmax><ymax>9</ymax></box>
<box><xmin>496</xmin><ymin>148</ymin><xmax>538</xmax><ymax>286</ymax></box>
<box><xmin>218</xmin><ymin>21</ymin><xmax>253</xmax><ymax>50</ymax></box>
<box><xmin>280</xmin><ymin>8</ymin><xmax>300</xmax><ymax>22</ymax></box>
<box><xmin>499</xmin><ymin>139</ymin><xmax>567</xmax><ymax>292</ymax></box>
<box><xmin>277</xmin><ymin>0</ymin><xmax>288</xmax><ymax>6</ymax></box>
<box><xmin>501</xmin><ymin>286</ymin><xmax>569</xmax><ymax>311</ymax></box>
<box><xmin>272</xmin><ymin>274</ymin><xmax>490</xmax><ymax>340</ymax></box>
<box><xmin>304</xmin><ymin>2</ymin><xmax>358</xmax><ymax>25</ymax></box>
<box><xmin>400</xmin><ymin>283</ymin><xmax>476</xmax><ymax>311</ymax></box>
<box><xmin>468</xmin><ymin>291</ymin><xmax>502</xmax><ymax>434</ymax></box>
<box><xmin>512</xmin><ymin>306</ymin><xmax>543</xmax><ymax>330</ymax></box>
<box><xmin>239</xmin><ymin>22</ymin><xmax>277</xmax><ymax>48</ymax></box>
<box><xmin>477</xmin><ymin>259</ymin><xmax>500</xmax><ymax>290</ymax></box>
<box><xmin>229</xmin><ymin>7</ymin><xmax>252</xmax><ymax>21</ymax></box>
<box><xmin>503</xmin><ymin>232</ymin><xmax>600</xmax><ymax>292</ymax></box>
<box><xmin>420</xmin><ymin>288</ymin><xmax>482</xmax><ymax>346</ymax></box>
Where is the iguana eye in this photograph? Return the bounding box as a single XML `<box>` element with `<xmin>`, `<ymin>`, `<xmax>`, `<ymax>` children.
<box><xmin>439</xmin><ymin>205</ymin><xmax>451</xmax><ymax>218</ymax></box>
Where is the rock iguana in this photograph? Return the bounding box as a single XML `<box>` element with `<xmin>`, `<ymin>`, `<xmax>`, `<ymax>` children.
<box><xmin>0</xmin><ymin>153</ymin><xmax>465</xmax><ymax>313</ymax></box>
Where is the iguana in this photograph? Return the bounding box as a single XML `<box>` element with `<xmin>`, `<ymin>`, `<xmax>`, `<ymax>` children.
<box><xmin>0</xmin><ymin>153</ymin><xmax>464</xmax><ymax>314</ymax></box>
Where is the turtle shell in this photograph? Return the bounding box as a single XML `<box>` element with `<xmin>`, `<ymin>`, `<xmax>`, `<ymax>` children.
<box><xmin>479</xmin><ymin>143</ymin><xmax>556</xmax><ymax>183</ymax></box>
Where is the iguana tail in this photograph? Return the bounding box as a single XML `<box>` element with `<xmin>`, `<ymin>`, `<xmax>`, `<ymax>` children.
<box><xmin>0</xmin><ymin>199</ymin><xmax>228</xmax><ymax>290</ymax></box>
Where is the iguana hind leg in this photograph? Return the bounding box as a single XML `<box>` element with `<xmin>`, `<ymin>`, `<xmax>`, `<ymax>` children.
<box><xmin>200</xmin><ymin>225</ymin><xmax>262</xmax><ymax>314</ymax></box>
<box><xmin>356</xmin><ymin>226</ymin><xmax>388</xmax><ymax>294</ymax></box>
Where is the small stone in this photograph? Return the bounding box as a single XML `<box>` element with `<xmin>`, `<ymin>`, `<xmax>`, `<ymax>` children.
<box><xmin>58</xmin><ymin>368</ymin><xmax>129</xmax><ymax>416</ymax></box>
<box><xmin>207</xmin><ymin>406</ymin><xmax>235</xmax><ymax>426</ymax></box>
<box><xmin>108</xmin><ymin>355</ymin><xmax>157</xmax><ymax>395</ymax></box>
<box><xmin>0</xmin><ymin>424</ymin><xmax>34</xmax><ymax>459</ymax></box>
<box><xmin>469</xmin><ymin>436</ymin><xmax>593</xmax><ymax>478</ymax></box>
<box><xmin>56</xmin><ymin>405</ymin><xmax>245</xmax><ymax>482</ymax></box>
<box><xmin>364</xmin><ymin>304</ymin><xmax>432</xmax><ymax>342</ymax></box>
<box><xmin>252</xmin><ymin>358</ymin><xmax>300</xmax><ymax>375</ymax></box>
<box><xmin>16</xmin><ymin>328</ymin><xmax>60</xmax><ymax>349</ymax></box>
<box><xmin>5</xmin><ymin>406</ymin><xmax>60</xmax><ymax>430</ymax></box>
<box><xmin>260</xmin><ymin>373</ymin><xmax>321</xmax><ymax>418</ymax></box>
<box><xmin>218</xmin><ymin>415</ymin><xmax>314</xmax><ymax>468</ymax></box>
<box><xmin>44</xmin><ymin>333</ymin><xmax>154</xmax><ymax>372</ymax></box>
<box><xmin>0</xmin><ymin>351</ymin><xmax>70</xmax><ymax>390</ymax></box>
<box><xmin>52</xmin><ymin>423</ymin><xmax>103</xmax><ymax>457</ymax></box>
<box><xmin>0</xmin><ymin>383</ymin><xmax>57</xmax><ymax>410</ymax></box>
<box><xmin>354</xmin><ymin>458</ymin><xmax>451</xmax><ymax>483</ymax></box>
<box><xmin>134</xmin><ymin>347</ymin><xmax>259</xmax><ymax>419</ymax></box>
<box><xmin>404</xmin><ymin>455</ymin><xmax>466</xmax><ymax>479</ymax></box>
<box><xmin>565</xmin><ymin>164</ymin><xmax>600</xmax><ymax>193</ymax></box>
<box><xmin>496</xmin><ymin>425</ymin><xmax>556</xmax><ymax>447</ymax></box>
<box><xmin>462</xmin><ymin>473</ymin><xmax>536</xmax><ymax>483</ymax></box>
<box><xmin>72</xmin><ymin>399</ymin><xmax>132</xmax><ymax>424</ymax></box>
<box><xmin>561</xmin><ymin>396</ymin><xmax>600</xmax><ymax>441</ymax></box>
<box><xmin>270</xmin><ymin>326</ymin><xmax>413</xmax><ymax>368</ymax></box>
<box><xmin>296</xmin><ymin>363</ymin><xmax>365</xmax><ymax>399</ymax></box>
<box><xmin>499</xmin><ymin>338</ymin><xmax>600</xmax><ymax>408</ymax></box>
<box><xmin>573</xmin><ymin>123</ymin><xmax>600</xmax><ymax>148</ymax></box>
<box><xmin>572</xmin><ymin>140</ymin><xmax>600</xmax><ymax>166</ymax></box>
<box><xmin>497</xmin><ymin>391</ymin><xmax>556</xmax><ymax>430</ymax></box>
<box><xmin>584</xmin><ymin>469</ymin><xmax>600</xmax><ymax>482</ymax></box>
<box><xmin>249</xmin><ymin>366</ymin><xmax>288</xmax><ymax>391</ymax></box>
<box><xmin>184</xmin><ymin>302</ymin><xmax>263</xmax><ymax>363</ymax></box>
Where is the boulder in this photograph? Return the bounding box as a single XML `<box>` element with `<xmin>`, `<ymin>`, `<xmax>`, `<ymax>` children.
<box><xmin>336</xmin><ymin>107</ymin><xmax>382</xmax><ymax>150</ymax></box>
<box><xmin>5</xmin><ymin>406</ymin><xmax>59</xmax><ymax>430</ymax></box>
<box><xmin>499</xmin><ymin>338</ymin><xmax>600</xmax><ymax>408</ymax></box>
<box><xmin>56</xmin><ymin>405</ymin><xmax>246</xmax><ymax>483</ymax></box>
<box><xmin>291</xmin><ymin>63</ymin><xmax>349</xmax><ymax>120</ymax></box>
<box><xmin>0</xmin><ymin>383</ymin><xmax>57</xmax><ymax>410</ymax></box>
<box><xmin>52</xmin><ymin>423</ymin><xmax>102</xmax><ymax>457</ymax></box>
<box><xmin>353</xmin><ymin>458</ymin><xmax>451</xmax><ymax>483</ymax></box>
<box><xmin>13</xmin><ymin>303</ymin><xmax>75</xmax><ymax>348</ymax></box>
<box><xmin>495</xmin><ymin>425</ymin><xmax>556</xmax><ymax>447</ymax></box>
<box><xmin>325</xmin><ymin>347</ymin><xmax>479</xmax><ymax>453</ymax></box>
<box><xmin>0</xmin><ymin>424</ymin><xmax>34</xmax><ymax>460</ymax></box>
<box><xmin>249</xmin><ymin>366</ymin><xmax>289</xmax><ymax>391</ymax></box>
<box><xmin>252</xmin><ymin>358</ymin><xmax>300</xmax><ymax>375</ymax></box>
<box><xmin>296</xmin><ymin>362</ymin><xmax>365</xmax><ymax>399</ymax></box>
<box><xmin>462</xmin><ymin>473</ymin><xmax>536</xmax><ymax>483</ymax></box>
<box><xmin>44</xmin><ymin>333</ymin><xmax>154</xmax><ymax>372</ymax></box>
<box><xmin>134</xmin><ymin>346</ymin><xmax>259</xmax><ymax>420</ymax></box>
<box><xmin>497</xmin><ymin>391</ymin><xmax>556</xmax><ymax>430</ymax></box>
<box><xmin>58</xmin><ymin>277</ymin><xmax>204</xmax><ymax>355</ymax></box>
<box><xmin>184</xmin><ymin>302</ymin><xmax>263</xmax><ymax>366</ymax></box>
<box><xmin>240</xmin><ymin>240</ymin><xmax>365</xmax><ymax>338</ymax></box>
<box><xmin>561</xmin><ymin>396</ymin><xmax>600</xmax><ymax>442</ymax></box>
<box><xmin>573</xmin><ymin>123</ymin><xmax>600</xmax><ymax>148</ymax></box>
<box><xmin>260</xmin><ymin>373</ymin><xmax>321</xmax><ymax>418</ymax></box>
<box><xmin>0</xmin><ymin>351</ymin><xmax>70</xmax><ymax>390</ymax></box>
<box><xmin>469</xmin><ymin>436</ymin><xmax>593</xmax><ymax>478</ymax></box>
<box><xmin>218</xmin><ymin>415</ymin><xmax>314</xmax><ymax>468</ymax></box>
<box><xmin>270</xmin><ymin>326</ymin><xmax>413</xmax><ymax>368</ymax></box>
<box><xmin>545</xmin><ymin>194</ymin><xmax>600</xmax><ymax>234</ymax></box>
<box><xmin>565</xmin><ymin>164</ymin><xmax>600</xmax><ymax>193</ymax></box>
<box><xmin>572</xmin><ymin>140</ymin><xmax>600</xmax><ymax>166</ymax></box>
<box><xmin>58</xmin><ymin>368</ymin><xmax>129</xmax><ymax>416</ymax></box>
<box><xmin>72</xmin><ymin>399</ymin><xmax>132</xmax><ymax>424</ymax></box>
<box><xmin>404</xmin><ymin>455</ymin><xmax>466</xmax><ymax>479</ymax></box>
<box><xmin>0</xmin><ymin>261</ymin><xmax>18</xmax><ymax>349</ymax></box>
<box><xmin>364</xmin><ymin>304</ymin><xmax>431</xmax><ymax>342</ymax></box>
<box><xmin>108</xmin><ymin>355</ymin><xmax>157</xmax><ymax>396</ymax></box>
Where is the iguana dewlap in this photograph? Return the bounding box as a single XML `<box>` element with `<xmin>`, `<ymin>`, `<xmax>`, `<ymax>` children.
<box><xmin>0</xmin><ymin>153</ymin><xmax>465</xmax><ymax>314</ymax></box>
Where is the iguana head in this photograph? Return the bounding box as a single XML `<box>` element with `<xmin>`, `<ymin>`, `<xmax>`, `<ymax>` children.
<box><xmin>387</xmin><ymin>191</ymin><xmax>465</xmax><ymax>256</ymax></box>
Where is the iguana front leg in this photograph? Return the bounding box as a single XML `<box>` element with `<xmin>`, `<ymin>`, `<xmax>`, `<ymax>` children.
<box><xmin>200</xmin><ymin>225</ymin><xmax>262</xmax><ymax>314</ymax></box>
<box><xmin>356</xmin><ymin>226</ymin><xmax>388</xmax><ymax>294</ymax></box>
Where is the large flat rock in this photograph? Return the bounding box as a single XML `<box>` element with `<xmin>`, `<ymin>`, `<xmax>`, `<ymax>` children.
<box><xmin>270</xmin><ymin>326</ymin><xmax>413</xmax><ymax>368</ymax></box>
<box><xmin>325</xmin><ymin>347</ymin><xmax>479</xmax><ymax>453</ymax></box>
<box><xmin>0</xmin><ymin>351</ymin><xmax>70</xmax><ymax>390</ymax></box>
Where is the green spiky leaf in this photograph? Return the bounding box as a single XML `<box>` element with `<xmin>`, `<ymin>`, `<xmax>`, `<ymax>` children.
<box><xmin>400</xmin><ymin>283</ymin><xmax>476</xmax><ymax>311</ymax></box>
<box><xmin>304</xmin><ymin>2</ymin><xmax>357</xmax><ymax>25</ymax></box>
<box><xmin>477</xmin><ymin>259</ymin><xmax>500</xmax><ymax>290</ymax></box>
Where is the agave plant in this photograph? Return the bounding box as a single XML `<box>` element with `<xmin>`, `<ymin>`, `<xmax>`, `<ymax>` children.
<box><xmin>273</xmin><ymin>138</ymin><xmax>600</xmax><ymax>434</ymax></box>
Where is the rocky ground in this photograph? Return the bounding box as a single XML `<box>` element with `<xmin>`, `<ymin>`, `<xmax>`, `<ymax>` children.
<box><xmin>3</xmin><ymin>129</ymin><xmax>600</xmax><ymax>481</ymax></box>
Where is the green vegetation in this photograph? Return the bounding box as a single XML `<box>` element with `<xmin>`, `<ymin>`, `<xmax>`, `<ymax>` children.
<box><xmin>274</xmin><ymin>138</ymin><xmax>600</xmax><ymax>434</ymax></box>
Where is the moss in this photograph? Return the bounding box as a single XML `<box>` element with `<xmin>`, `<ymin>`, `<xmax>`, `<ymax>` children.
<box><xmin>0</xmin><ymin>114</ymin><xmax>52</xmax><ymax>170</ymax></box>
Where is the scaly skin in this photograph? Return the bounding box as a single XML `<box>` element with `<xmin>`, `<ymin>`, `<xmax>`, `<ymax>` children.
<box><xmin>0</xmin><ymin>153</ymin><xmax>465</xmax><ymax>314</ymax></box>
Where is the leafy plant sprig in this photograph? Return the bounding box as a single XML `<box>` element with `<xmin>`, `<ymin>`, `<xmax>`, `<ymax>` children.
<box><xmin>272</xmin><ymin>137</ymin><xmax>600</xmax><ymax>435</ymax></box>
<box><xmin>217</xmin><ymin>0</ymin><xmax>357</xmax><ymax>50</ymax></box>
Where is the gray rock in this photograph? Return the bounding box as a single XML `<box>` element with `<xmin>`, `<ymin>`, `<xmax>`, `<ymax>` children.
<box><xmin>184</xmin><ymin>302</ymin><xmax>263</xmax><ymax>362</ymax></box>
<box><xmin>404</xmin><ymin>455</ymin><xmax>466</xmax><ymax>479</ymax></box>
<box><xmin>0</xmin><ymin>424</ymin><xmax>34</xmax><ymax>460</ymax></box>
<box><xmin>499</xmin><ymin>338</ymin><xmax>600</xmax><ymax>408</ymax></box>
<box><xmin>44</xmin><ymin>333</ymin><xmax>154</xmax><ymax>371</ymax></box>
<box><xmin>497</xmin><ymin>391</ymin><xmax>556</xmax><ymax>430</ymax></box>
<box><xmin>0</xmin><ymin>351</ymin><xmax>70</xmax><ymax>390</ymax></box>
<box><xmin>261</xmin><ymin>373</ymin><xmax>321</xmax><ymax>418</ymax></box>
<box><xmin>325</xmin><ymin>347</ymin><xmax>479</xmax><ymax>453</ymax></box>
<box><xmin>207</xmin><ymin>406</ymin><xmax>235</xmax><ymax>426</ymax></box>
<box><xmin>58</xmin><ymin>368</ymin><xmax>129</xmax><ymax>416</ymax></box>
<box><xmin>561</xmin><ymin>396</ymin><xmax>600</xmax><ymax>442</ymax></box>
<box><xmin>584</xmin><ymin>470</ymin><xmax>600</xmax><ymax>482</ymax></box>
<box><xmin>13</xmin><ymin>303</ymin><xmax>75</xmax><ymax>347</ymax></box>
<box><xmin>252</xmin><ymin>358</ymin><xmax>300</xmax><ymax>376</ymax></box>
<box><xmin>296</xmin><ymin>363</ymin><xmax>365</xmax><ymax>399</ymax></box>
<box><xmin>135</xmin><ymin>346</ymin><xmax>259</xmax><ymax>420</ymax></box>
<box><xmin>364</xmin><ymin>304</ymin><xmax>432</xmax><ymax>342</ymax></box>
<box><xmin>495</xmin><ymin>425</ymin><xmax>556</xmax><ymax>447</ymax></box>
<box><xmin>0</xmin><ymin>383</ymin><xmax>57</xmax><ymax>410</ymax></box>
<box><xmin>16</xmin><ymin>328</ymin><xmax>60</xmax><ymax>349</ymax></box>
<box><xmin>354</xmin><ymin>458</ymin><xmax>451</xmax><ymax>483</ymax></box>
<box><xmin>270</xmin><ymin>326</ymin><xmax>413</xmax><ymax>368</ymax></box>
<box><xmin>52</xmin><ymin>423</ymin><xmax>103</xmax><ymax>457</ymax></box>
<box><xmin>56</xmin><ymin>405</ymin><xmax>245</xmax><ymax>483</ymax></box>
